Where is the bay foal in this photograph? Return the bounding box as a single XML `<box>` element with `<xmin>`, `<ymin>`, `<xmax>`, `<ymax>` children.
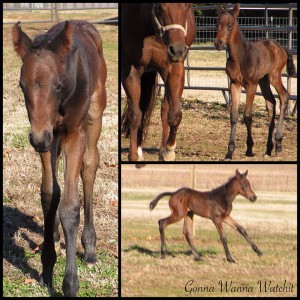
<box><xmin>215</xmin><ymin>4</ymin><xmax>296</xmax><ymax>160</ymax></box>
<box><xmin>150</xmin><ymin>170</ymin><xmax>262</xmax><ymax>262</ymax></box>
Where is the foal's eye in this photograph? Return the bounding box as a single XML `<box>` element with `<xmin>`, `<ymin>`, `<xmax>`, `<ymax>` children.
<box><xmin>228</xmin><ymin>24</ymin><xmax>232</xmax><ymax>30</ymax></box>
<box><xmin>56</xmin><ymin>83</ymin><xmax>62</xmax><ymax>92</ymax></box>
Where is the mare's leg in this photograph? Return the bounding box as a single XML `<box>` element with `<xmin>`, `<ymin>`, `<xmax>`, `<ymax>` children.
<box><xmin>244</xmin><ymin>84</ymin><xmax>257</xmax><ymax>157</ymax></box>
<box><xmin>259</xmin><ymin>76</ymin><xmax>276</xmax><ymax>156</ymax></box>
<box><xmin>213</xmin><ymin>217</ymin><xmax>235</xmax><ymax>262</ymax></box>
<box><xmin>39</xmin><ymin>136</ymin><xmax>61</xmax><ymax>289</ymax></box>
<box><xmin>159</xmin><ymin>62</ymin><xmax>185</xmax><ymax>161</ymax></box>
<box><xmin>80</xmin><ymin>79</ymin><xmax>106</xmax><ymax>264</ymax></box>
<box><xmin>183</xmin><ymin>211</ymin><xmax>202</xmax><ymax>261</ymax></box>
<box><xmin>225</xmin><ymin>82</ymin><xmax>242</xmax><ymax>160</ymax></box>
<box><xmin>223</xmin><ymin>215</ymin><xmax>262</xmax><ymax>256</ymax></box>
<box><xmin>122</xmin><ymin>65</ymin><xmax>142</xmax><ymax>161</ymax></box>
<box><xmin>270</xmin><ymin>73</ymin><xmax>289</xmax><ymax>154</ymax></box>
<box><xmin>60</xmin><ymin>129</ymin><xmax>86</xmax><ymax>297</ymax></box>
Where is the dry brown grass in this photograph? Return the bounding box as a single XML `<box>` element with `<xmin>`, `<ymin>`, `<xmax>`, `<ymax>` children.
<box><xmin>3</xmin><ymin>10</ymin><xmax>118</xmax><ymax>297</ymax></box>
<box><xmin>121</xmin><ymin>182</ymin><xmax>297</xmax><ymax>297</ymax></box>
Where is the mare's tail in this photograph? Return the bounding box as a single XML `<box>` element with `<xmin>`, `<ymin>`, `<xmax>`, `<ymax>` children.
<box><xmin>149</xmin><ymin>192</ymin><xmax>173</xmax><ymax>211</ymax></box>
<box><xmin>284</xmin><ymin>48</ymin><xmax>296</xmax><ymax>77</ymax></box>
<box><xmin>121</xmin><ymin>71</ymin><xmax>157</xmax><ymax>146</ymax></box>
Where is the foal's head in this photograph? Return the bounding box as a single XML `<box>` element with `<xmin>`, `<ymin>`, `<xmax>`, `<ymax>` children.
<box><xmin>152</xmin><ymin>3</ymin><xmax>191</xmax><ymax>62</ymax></box>
<box><xmin>12</xmin><ymin>22</ymin><xmax>72</xmax><ymax>152</ymax></box>
<box><xmin>234</xmin><ymin>169</ymin><xmax>257</xmax><ymax>202</ymax></box>
<box><xmin>214</xmin><ymin>3</ymin><xmax>240</xmax><ymax>50</ymax></box>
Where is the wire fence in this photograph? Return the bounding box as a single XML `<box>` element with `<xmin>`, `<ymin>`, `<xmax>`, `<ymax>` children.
<box><xmin>158</xmin><ymin>4</ymin><xmax>297</xmax><ymax>113</ymax></box>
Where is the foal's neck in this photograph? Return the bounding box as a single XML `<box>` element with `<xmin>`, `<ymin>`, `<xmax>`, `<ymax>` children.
<box><xmin>227</xmin><ymin>23</ymin><xmax>248</xmax><ymax>65</ymax></box>
<box><xmin>225</xmin><ymin>177</ymin><xmax>240</xmax><ymax>204</ymax></box>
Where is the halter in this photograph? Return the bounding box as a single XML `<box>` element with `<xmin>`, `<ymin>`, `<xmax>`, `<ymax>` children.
<box><xmin>152</xmin><ymin>4</ymin><xmax>188</xmax><ymax>37</ymax></box>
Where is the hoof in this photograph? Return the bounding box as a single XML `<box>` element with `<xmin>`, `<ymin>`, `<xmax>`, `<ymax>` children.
<box><xmin>194</xmin><ymin>256</ymin><xmax>203</xmax><ymax>262</ymax></box>
<box><xmin>137</xmin><ymin>146</ymin><xmax>144</xmax><ymax>161</ymax></box>
<box><xmin>246</xmin><ymin>151</ymin><xmax>254</xmax><ymax>157</ymax></box>
<box><xmin>84</xmin><ymin>252</ymin><xmax>97</xmax><ymax>266</ymax></box>
<box><xmin>162</xmin><ymin>150</ymin><xmax>176</xmax><ymax>161</ymax></box>
<box><xmin>224</xmin><ymin>153</ymin><xmax>233</xmax><ymax>160</ymax></box>
<box><xmin>227</xmin><ymin>257</ymin><xmax>235</xmax><ymax>263</ymax></box>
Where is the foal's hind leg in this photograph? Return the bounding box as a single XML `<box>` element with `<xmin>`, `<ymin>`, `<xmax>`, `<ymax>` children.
<box><xmin>270</xmin><ymin>73</ymin><xmax>289</xmax><ymax>154</ymax></box>
<box><xmin>183</xmin><ymin>211</ymin><xmax>202</xmax><ymax>261</ymax></box>
<box><xmin>259</xmin><ymin>76</ymin><xmax>276</xmax><ymax>156</ymax></box>
<box><xmin>81</xmin><ymin>79</ymin><xmax>106</xmax><ymax>265</ymax></box>
<box><xmin>223</xmin><ymin>216</ymin><xmax>262</xmax><ymax>257</ymax></box>
<box><xmin>158</xmin><ymin>200</ymin><xmax>186</xmax><ymax>258</ymax></box>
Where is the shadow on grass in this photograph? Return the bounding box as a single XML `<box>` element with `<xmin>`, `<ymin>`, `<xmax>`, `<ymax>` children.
<box><xmin>123</xmin><ymin>243</ymin><xmax>217</xmax><ymax>259</ymax></box>
<box><xmin>3</xmin><ymin>205</ymin><xmax>63</xmax><ymax>297</ymax></box>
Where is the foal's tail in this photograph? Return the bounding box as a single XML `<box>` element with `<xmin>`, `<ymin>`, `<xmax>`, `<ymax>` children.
<box><xmin>284</xmin><ymin>48</ymin><xmax>296</xmax><ymax>77</ymax></box>
<box><xmin>149</xmin><ymin>192</ymin><xmax>173</xmax><ymax>211</ymax></box>
<box><xmin>121</xmin><ymin>71</ymin><xmax>157</xmax><ymax>146</ymax></box>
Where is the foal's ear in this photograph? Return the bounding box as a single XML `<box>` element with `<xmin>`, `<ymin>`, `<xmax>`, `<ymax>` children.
<box><xmin>51</xmin><ymin>21</ymin><xmax>73</xmax><ymax>57</ymax></box>
<box><xmin>243</xmin><ymin>170</ymin><xmax>248</xmax><ymax>177</ymax></box>
<box><xmin>216</xmin><ymin>5</ymin><xmax>223</xmax><ymax>16</ymax></box>
<box><xmin>235</xmin><ymin>169</ymin><xmax>242</xmax><ymax>179</ymax></box>
<box><xmin>12</xmin><ymin>22</ymin><xmax>33</xmax><ymax>61</ymax></box>
<box><xmin>232</xmin><ymin>3</ymin><xmax>240</xmax><ymax>18</ymax></box>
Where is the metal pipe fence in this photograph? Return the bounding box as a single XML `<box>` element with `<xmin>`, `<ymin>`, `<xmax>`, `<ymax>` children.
<box><xmin>3</xmin><ymin>3</ymin><xmax>118</xmax><ymax>25</ymax></box>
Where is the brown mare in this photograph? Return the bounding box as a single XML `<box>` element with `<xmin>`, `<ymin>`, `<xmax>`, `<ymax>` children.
<box><xmin>150</xmin><ymin>170</ymin><xmax>262</xmax><ymax>263</ymax></box>
<box><xmin>121</xmin><ymin>3</ymin><xmax>195</xmax><ymax>161</ymax></box>
<box><xmin>215</xmin><ymin>4</ymin><xmax>296</xmax><ymax>160</ymax></box>
<box><xmin>12</xmin><ymin>21</ymin><xmax>106</xmax><ymax>296</ymax></box>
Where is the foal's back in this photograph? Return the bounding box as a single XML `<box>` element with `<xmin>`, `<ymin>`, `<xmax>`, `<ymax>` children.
<box><xmin>242</xmin><ymin>39</ymin><xmax>287</xmax><ymax>82</ymax></box>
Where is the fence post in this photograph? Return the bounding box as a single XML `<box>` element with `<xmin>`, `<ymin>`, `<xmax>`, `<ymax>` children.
<box><xmin>286</xmin><ymin>7</ymin><xmax>293</xmax><ymax>115</ymax></box>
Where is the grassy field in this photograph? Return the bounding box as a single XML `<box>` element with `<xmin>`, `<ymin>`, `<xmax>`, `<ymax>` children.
<box><xmin>3</xmin><ymin>10</ymin><xmax>118</xmax><ymax>297</ymax></box>
<box><xmin>121</xmin><ymin>190</ymin><xmax>297</xmax><ymax>297</ymax></box>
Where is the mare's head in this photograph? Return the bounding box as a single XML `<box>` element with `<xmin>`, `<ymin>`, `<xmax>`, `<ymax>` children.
<box><xmin>234</xmin><ymin>169</ymin><xmax>257</xmax><ymax>202</ymax></box>
<box><xmin>152</xmin><ymin>3</ymin><xmax>191</xmax><ymax>62</ymax></box>
<box><xmin>12</xmin><ymin>22</ymin><xmax>72</xmax><ymax>152</ymax></box>
<box><xmin>214</xmin><ymin>3</ymin><xmax>240</xmax><ymax>50</ymax></box>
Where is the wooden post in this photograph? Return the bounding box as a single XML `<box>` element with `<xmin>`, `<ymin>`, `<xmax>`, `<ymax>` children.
<box><xmin>191</xmin><ymin>165</ymin><xmax>196</xmax><ymax>236</ymax></box>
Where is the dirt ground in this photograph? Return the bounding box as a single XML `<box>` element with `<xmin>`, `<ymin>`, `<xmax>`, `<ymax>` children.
<box><xmin>121</xmin><ymin>96</ymin><xmax>297</xmax><ymax>161</ymax></box>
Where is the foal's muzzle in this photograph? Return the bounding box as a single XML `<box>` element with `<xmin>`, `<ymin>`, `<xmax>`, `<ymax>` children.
<box><xmin>29</xmin><ymin>130</ymin><xmax>53</xmax><ymax>153</ymax></box>
<box><xmin>249</xmin><ymin>194</ymin><xmax>257</xmax><ymax>202</ymax></box>
<box><xmin>214</xmin><ymin>39</ymin><xmax>225</xmax><ymax>50</ymax></box>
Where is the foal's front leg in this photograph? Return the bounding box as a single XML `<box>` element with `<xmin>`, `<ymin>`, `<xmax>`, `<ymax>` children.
<box><xmin>159</xmin><ymin>62</ymin><xmax>184</xmax><ymax>161</ymax></box>
<box><xmin>244</xmin><ymin>84</ymin><xmax>257</xmax><ymax>157</ymax></box>
<box><xmin>213</xmin><ymin>218</ymin><xmax>235</xmax><ymax>262</ymax></box>
<box><xmin>223</xmin><ymin>215</ymin><xmax>262</xmax><ymax>257</ymax></box>
<box><xmin>60</xmin><ymin>129</ymin><xmax>86</xmax><ymax>297</ymax></box>
<box><xmin>39</xmin><ymin>137</ymin><xmax>61</xmax><ymax>289</ymax></box>
<box><xmin>225</xmin><ymin>82</ymin><xmax>242</xmax><ymax>160</ymax></box>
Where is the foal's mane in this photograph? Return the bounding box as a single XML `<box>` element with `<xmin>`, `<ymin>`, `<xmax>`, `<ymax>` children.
<box><xmin>209</xmin><ymin>175</ymin><xmax>235</xmax><ymax>197</ymax></box>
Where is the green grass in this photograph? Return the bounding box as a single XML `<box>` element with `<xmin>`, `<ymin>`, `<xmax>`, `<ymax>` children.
<box><xmin>3</xmin><ymin>251</ymin><xmax>118</xmax><ymax>297</ymax></box>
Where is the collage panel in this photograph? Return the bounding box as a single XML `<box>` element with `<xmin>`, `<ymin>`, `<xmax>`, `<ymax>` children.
<box><xmin>121</xmin><ymin>164</ymin><xmax>297</xmax><ymax>297</ymax></box>
<box><xmin>2</xmin><ymin>2</ymin><xmax>298</xmax><ymax>299</ymax></box>
<box><xmin>120</xmin><ymin>3</ymin><xmax>297</xmax><ymax>162</ymax></box>
<box><xmin>3</xmin><ymin>3</ymin><xmax>118</xmax><ymax>297</ymax></box>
